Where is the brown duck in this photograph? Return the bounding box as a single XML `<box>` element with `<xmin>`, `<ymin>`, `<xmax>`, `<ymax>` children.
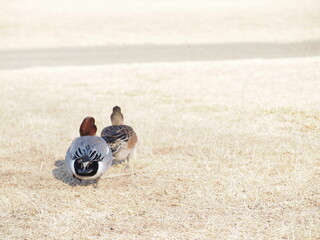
<box><xmin>100</xmin><ymin>106</ymin><xmax>138</xmax><ymax>168</ymax></box>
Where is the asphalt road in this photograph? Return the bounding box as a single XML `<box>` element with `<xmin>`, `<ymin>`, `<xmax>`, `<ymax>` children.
<box><xmin>1</xmin><ymin>40</ymin><xmax>320</xmax><ymax>69</ymax></box>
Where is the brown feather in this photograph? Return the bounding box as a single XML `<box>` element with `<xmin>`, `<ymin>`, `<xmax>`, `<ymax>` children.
<box><xmin>127</xmin><ymin>131</ymin><xmax>138</xmax><ymax>149</ymax></box>
<box><xmin>79</xmin><ymin>117</ymin><xmax>97</xmax><ymax>136</ymax></box>
<box><xmin>111</xmin><ymin>106</ymin><xmax>124</xmax><ymax>125</ymax></box>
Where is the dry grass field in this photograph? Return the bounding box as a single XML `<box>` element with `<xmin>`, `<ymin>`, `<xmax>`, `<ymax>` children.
<box><xmin>1</xmin><ymin>58</ymin><xmax>320</xmax><ymax>239</ymax></box>
<box><xmin>1</xmin><ymin>0</ymin><xmax>320</xmax><ymax>49</ymax></box>
<box><xmin>1</xmin><ymin>0</ymin><xmax>320</xmax><ymax>239</ymax></box>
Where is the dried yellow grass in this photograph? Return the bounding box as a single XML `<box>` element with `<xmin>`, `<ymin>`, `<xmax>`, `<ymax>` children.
<box><xmin>0</xmin><ymin>58</ymin><xmax>320</xmax><ymax>239</ymax></box>
<box><xmin>0</xmin><ymin>0</ymin><xmax>319</xmax><ymax>49</ymax></box>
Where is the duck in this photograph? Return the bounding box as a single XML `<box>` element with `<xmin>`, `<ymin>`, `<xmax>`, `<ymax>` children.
<box><xmin>100</xmin><ymin>106</ymin><xmax>138</xmax><ymax>168</ymax></box>
<box><xmin>65</xmin><ymin>117</ymin><xmax>113</xmax><ymax>182</ymax></box>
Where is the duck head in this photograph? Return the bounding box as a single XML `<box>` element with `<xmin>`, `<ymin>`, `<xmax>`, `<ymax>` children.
<box><xmin>111</xmin><ymin>106</ymin><xmax>124</xmax><ymax>125</ymax></box>
<box><xmin>79</xmin><ymin>117</ymin><xmax>97</xmax><ymax>136</ymax></box>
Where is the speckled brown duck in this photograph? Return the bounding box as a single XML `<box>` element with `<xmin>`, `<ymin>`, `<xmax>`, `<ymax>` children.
<box><xmin>100</xmin><ymin>106</ymin><xmax>138</xmax><ymax>168</ymax></box>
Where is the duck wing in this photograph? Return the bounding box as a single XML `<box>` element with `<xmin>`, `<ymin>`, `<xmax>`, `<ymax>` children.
<box><xmin>67</xmin><ymin>136</ymin><xmax>111</xmax><ymax>162</ymax></box>
<box><xmin>100</xmin><ymin>125</ymin><xmax>134</xmax><ymax>153</ymax></box>
<box><xmin>65</xmin><ymin>136</ymin><xmax>113</xmax><ymax>178</ymax></box>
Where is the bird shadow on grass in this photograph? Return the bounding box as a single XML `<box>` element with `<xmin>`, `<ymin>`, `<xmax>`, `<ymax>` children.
<box><xmin>52</xmin><ymin>160</ymin><xmax>97</xmax><ymax>187</ymax></box>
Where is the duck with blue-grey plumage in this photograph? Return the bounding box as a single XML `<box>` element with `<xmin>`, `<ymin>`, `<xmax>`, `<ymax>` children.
<box><xmin>65</xmin><ymin>117</ymin><xmax>113</xmax><ymax>184</ymax></box>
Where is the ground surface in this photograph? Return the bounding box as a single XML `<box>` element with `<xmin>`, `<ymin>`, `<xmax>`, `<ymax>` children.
<box><xmin>0</xmin><ymin>0</ymin><xmax>320</xmax><ymax>239</ymax></box>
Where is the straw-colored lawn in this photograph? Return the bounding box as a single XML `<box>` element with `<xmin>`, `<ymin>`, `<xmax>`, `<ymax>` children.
<box><xmin>0</xmin><ymin>0</ymin><xmax>319</xmax><ymax>49</ymax></box>
<box><xmin>1</xmin><ymin>58</ymin><xmax>320</xmax><ymax>239</ymax></box>
<box><xmin>1</xmin><ymin>0</ymin><xmax>320</xmax><ymax>239</ymax></box>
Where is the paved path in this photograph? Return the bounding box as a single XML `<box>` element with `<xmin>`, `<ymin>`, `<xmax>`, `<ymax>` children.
<box><xmin>1</xmin><ymin>40</ymin><xmax>320</xmax><ymax>69</ymax></box>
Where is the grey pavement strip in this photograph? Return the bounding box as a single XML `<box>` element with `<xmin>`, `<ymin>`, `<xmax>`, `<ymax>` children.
<box><xmin>0</xmin><ymin>40</ymin><xmax>320</xmax><ymax>69</ymax></box>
